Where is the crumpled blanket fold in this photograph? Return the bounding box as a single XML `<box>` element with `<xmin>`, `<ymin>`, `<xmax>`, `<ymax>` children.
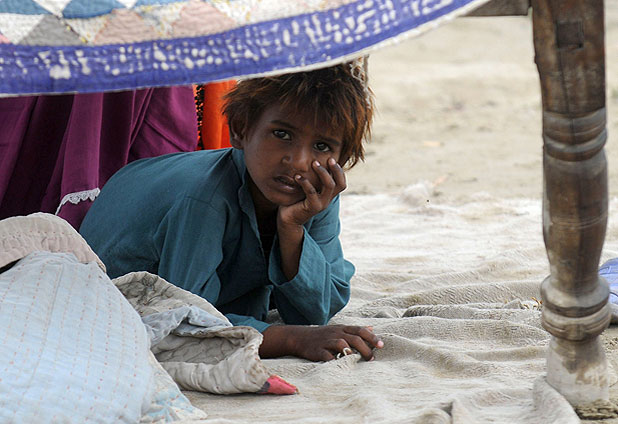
<box><xmin>141</xmin><ymin>305</ymin><xmax>232</xmax><ymax>346</ymax></box>
<box><xmin>114</xmin><ymin>271</ymin><xmax>291</xmax><ymax>394</ymax></box>
<box><xmin>0</xmin><ymin>213</ymin><xmax>105</xmax><ymax>272</ymax></box>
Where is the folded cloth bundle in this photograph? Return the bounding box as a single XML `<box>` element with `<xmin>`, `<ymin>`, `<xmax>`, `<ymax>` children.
<box><xmin>114</xmin><ymin>270</ymin><xmax>297</xmax><ymax>395</ymax></box>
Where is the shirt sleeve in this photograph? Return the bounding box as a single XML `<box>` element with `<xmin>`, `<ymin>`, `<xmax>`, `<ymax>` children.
<box><xmin>225</xmin><ymin>314</ymin><xmax>270</xmax><ymax>333</ymax></box>
<box><xmin>267</xmin><ymin>195</ymin><xmax>354</xmax><ymax>325</ymax></box>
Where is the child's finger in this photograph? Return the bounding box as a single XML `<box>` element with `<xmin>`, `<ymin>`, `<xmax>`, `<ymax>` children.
<box><xmin>343</xmin><ymin>334</ymin><xmax>374</xmax><ymax>361</ymax></box>
<box><xmin>312</xmin><ymin>161</ymin><xmax>336</xmax><ymax>196</ymax></box>
<box><xmin>295</xmin><ymin>174</ymin><xmax>319</xmax><ymax>206</ymax></box>
<box><xmin>346</xmin><ymin>326</ymin><xmax>383</xmax><ymax>349</ymax></box>
<box><xmin>317</xmin><ymin>349</ymin><xmax>336</xmax><ymax>362</ymax></box>
<box><xmin>324</xmin><ymin>338</ymin><xmax>352</xmax><ymax>359</ymax></box>
<box><xmin>328</xmin><ymin>158</ymin><xmax>346</xmax><ymax>191</ymax></box>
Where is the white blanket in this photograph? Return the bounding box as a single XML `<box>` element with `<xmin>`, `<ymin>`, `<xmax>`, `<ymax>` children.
<box><xmin>0</xmin><ymin>250</ymin><xmax>205</xmax><ymax>423</ymax></box>
<box><xmin>184</xmin><ymin>189</ymin><xmax>618</xmax><ymax>423</ymax></box>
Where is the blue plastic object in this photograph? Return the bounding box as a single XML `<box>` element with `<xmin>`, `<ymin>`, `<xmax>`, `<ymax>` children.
<box><xmin>598</xmin><ymin>258</ymin><xmax>618</xmax><ymax>304</ymax></box>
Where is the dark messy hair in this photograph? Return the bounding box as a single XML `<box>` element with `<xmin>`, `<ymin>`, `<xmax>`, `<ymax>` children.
<box><xmin>222</xmin><ymin>61</ymin><xmax>374</xmax><ymax>169</ymax></box>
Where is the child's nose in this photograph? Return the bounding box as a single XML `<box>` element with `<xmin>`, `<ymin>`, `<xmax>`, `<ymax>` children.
<box><xmin>286</xmin><ymin>146</ymin><xmax>313</xmax><ymax>172</ymax></box>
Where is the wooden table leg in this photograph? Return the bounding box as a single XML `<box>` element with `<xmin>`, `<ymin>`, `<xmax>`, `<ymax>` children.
<box><xmin>532</xmin><ymin>0</ymin><xmax>610</xmax><ymax>405</ymax></box>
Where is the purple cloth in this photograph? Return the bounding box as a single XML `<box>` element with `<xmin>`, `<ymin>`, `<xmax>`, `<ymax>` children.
<box><xmin>0</xmin><ymin>87</ymin><xmax>198</xmax><ymax>229</ymax></box>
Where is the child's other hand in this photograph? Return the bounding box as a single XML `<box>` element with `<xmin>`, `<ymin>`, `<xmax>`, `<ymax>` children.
<box><xmin>278</xmin><ymin>157</ymin><xmax>346</xmax><ymax>227</ymax></box>
<box><xmin>259</xmin><ymin>324</ymin><xmax>384</xmax><ymax>362</ymax></box>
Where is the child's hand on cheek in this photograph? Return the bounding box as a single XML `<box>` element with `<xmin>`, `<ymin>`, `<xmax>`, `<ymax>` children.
<box><xmin>276</xmin><ymin>157</ymin><xmax>345</xmax><ymax>280</ymax></box>
<box><xmin>278</xmin><ymin>157</ymin><xmax>346</xmax><ymax>227</ymax></box>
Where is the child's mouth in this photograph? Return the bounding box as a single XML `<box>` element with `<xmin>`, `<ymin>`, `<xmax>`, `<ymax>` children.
<box><xmin>275</xmin><ymin>176</ymin><xmax>301</xmax><ymax>192</ymax></box>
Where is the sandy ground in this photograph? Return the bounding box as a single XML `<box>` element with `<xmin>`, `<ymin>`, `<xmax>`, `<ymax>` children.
<box><xmin>346</xmin><ymin>6</ymin><xmax>618</xmax><ymax>201</ymax></box>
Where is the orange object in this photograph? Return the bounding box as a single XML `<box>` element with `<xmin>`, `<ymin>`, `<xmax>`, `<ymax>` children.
<box><xmin>194</xmin><ymin>80</ymin><xmax>236</xmax><ymax>150</ymax></box>
<box><xmin>258</xmin><ymin>375</ymin><xmax>298</xmax><ymax>395</ymax></box>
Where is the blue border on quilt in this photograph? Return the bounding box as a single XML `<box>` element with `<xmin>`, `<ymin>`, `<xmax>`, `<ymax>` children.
<box><xmin>0</xmin><ymin>0</ymin><xmax>480</xmax><ymax>95</ymax></box>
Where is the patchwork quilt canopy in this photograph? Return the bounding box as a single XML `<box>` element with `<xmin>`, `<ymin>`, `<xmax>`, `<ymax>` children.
<box><xmin>0</xmin><ymin>0</ymin><xmax>489</xmax><ymax>95</ymax></box>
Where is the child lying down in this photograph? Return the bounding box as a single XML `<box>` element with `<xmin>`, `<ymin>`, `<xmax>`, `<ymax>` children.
<box><xmin>80</xmin><ymin>62</ymin><xmax>384</xmax><ymax>362</ymax></box>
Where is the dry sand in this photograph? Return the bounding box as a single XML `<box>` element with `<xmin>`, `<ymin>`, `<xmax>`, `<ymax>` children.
<box><xmin>347</xmin><ymin>7</ymin><xmax>618</xmax><ymax>201</ymax></box>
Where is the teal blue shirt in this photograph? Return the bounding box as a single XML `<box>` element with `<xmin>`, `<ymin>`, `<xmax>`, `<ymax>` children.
<box><xmin>80</xmin><ymin>148</ymin><xmax>354</xmax><ymax>332</ymax></box>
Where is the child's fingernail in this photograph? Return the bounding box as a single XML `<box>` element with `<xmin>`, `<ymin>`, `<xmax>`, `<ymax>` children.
<box><xmin>329</xmin><ymin>158</ymin><xmax>336</xmax><ymax>165</ymax></box>
<box><xmin>377</xmin><ymin>341</ymin><xmax>384</xmax><ymax>348</ymax></box>
<box><xmin>314</xmin><ymin>161</ymin><xmax>320</xmax><ymax>167</ymax></box>
<box><xmin>295</xmin><ymin>174</ymin><xmax>302</xmax><ymax>180</ymax></box>
<box><xmin>369</xmin><ymin>356</ymin><xmax>375</xmax><ymax>361</ymax></box>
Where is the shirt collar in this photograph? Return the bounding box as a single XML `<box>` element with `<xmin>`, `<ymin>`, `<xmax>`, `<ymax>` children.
<box><xmin>231</xmin><ymin>149</ymin><xmax>261</xmax><ymax>235</ymax></box>
<box><xmin>231</xmin><ymin>147</ymin><xmax>247</xmax><ymax>181</ymax></box>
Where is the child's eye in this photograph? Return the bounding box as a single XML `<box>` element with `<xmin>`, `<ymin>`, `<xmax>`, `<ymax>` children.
<box><xmin>273</xmin><ymin>130</ymin><xmax>291</xmax><ymax>140</ymax></box>
<box><xmin>314</xmin><ymin>142</ymin><xmax>331</xmax><ymax>152</ymax></box>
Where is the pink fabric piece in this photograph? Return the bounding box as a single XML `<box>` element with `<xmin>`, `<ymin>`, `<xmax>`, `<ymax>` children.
<box><xmin>93</xmin><ymin>10</ymin><xmax>158</xmax><ymax>44</ymax></box>
<box><xmin>259</xmin><ymin>375</ymin><xmax>299</xmax><ymax>395</ymax></box>
<box><xmin>0</xmin><ymin>86</ymin><xmax>198</xmax><ymax>229</ymax></box>
<box><xmin>173</xmin><ymin>2</ymin><xmax>237</xmax><ymax>37</ymax></box>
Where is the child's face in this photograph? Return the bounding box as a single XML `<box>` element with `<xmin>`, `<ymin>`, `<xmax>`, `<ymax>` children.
<box><xmin>235</xmin><ymin>103</ymin><xmax>344</xmax><ymax>213</ymax></box>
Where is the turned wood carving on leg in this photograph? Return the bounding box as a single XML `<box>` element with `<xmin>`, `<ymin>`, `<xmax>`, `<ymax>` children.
<box><xmin>532</xmin><ymin>0</ymin><xmax>610</xmax><ymax>404</ymax></box>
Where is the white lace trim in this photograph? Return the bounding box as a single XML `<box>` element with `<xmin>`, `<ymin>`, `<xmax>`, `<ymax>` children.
<box><xmin>55</xmin><ymin>188</ymin><xmax>101</xmax><ymax>215</ymax></box>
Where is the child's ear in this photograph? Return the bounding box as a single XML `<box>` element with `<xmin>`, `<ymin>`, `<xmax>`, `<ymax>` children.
<box><xmin>230</xmin><ymin>132</ymin><xmax>244</xmax><ymax>149</ymax></box>
<box><xmin>228</xmin><ymin>124</ymin><xmax>244</xmax><ymax>149</ymax></box>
